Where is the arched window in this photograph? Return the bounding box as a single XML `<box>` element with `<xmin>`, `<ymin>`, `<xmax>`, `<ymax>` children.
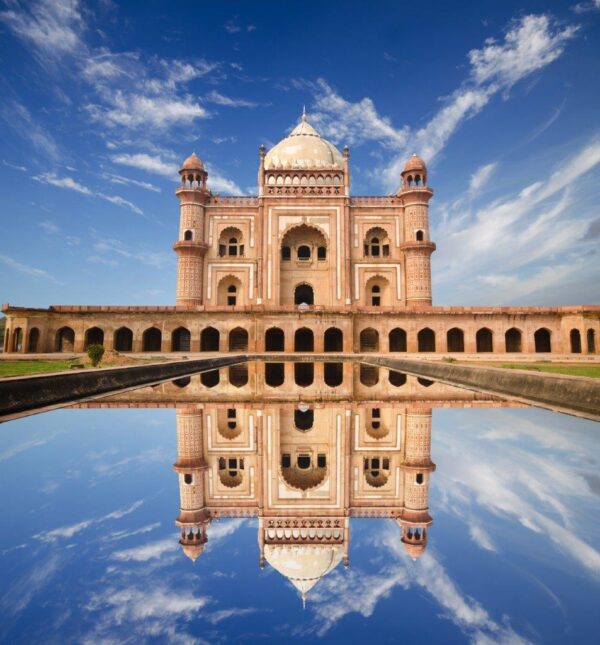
<box><xmin>265</xmin><ymin>363</ymin><xmax>284</xmax><ymax>387</ymax></box>
<box><xmin>297</xmin><ymin>245</ymin><xmax>311</xmax><ymax>260</ymax></box>
<box><xmin>389</xmin><ymin>328</ymin><xmax>407</xmax><ymax>352</ymax></box>
<box><xmin>227</xmin><ymin>285</ymin><xmax>237</xmax><ymax>306</ymax></box>
<box><xmin>173</xmin><ymin>376</ymin><xmax>191</xmax><ymax>388</ymax></box>
<box><xmin>324</xmin><ymin>327</ymin><xmax>343</xmax><ymax>352</ymax></box>
<box><xmin>570</xmin><ymin>329</ymin><xmax>582</xmax><ymax>353</ymax></box>
<box><xmin>184</xmin><ymin>473</ymin><xmax>193</xmax><ymax>485</ymax></box>
<box><xmin>363</xmin><ymin>456</ymin><xmax>390</xmax><ymax>487</ymax></box>
<box><xmin>265</xmin><ymin>327</ymin><xmax>284</xmax><ymax>351</ymax></box>
<box><xmin>281</xmin><ymin>246</ymin><xmax>291</xmax><ymax>261</ymax></box>
<box><xmin>416</xmin><ymin>473</ymin><xmax>424</xmax><ymax>484</ymax></box>
<box><xmin>114</xmin><ymin>327</ymin><xmax>133</xmax><ymax>352</ymax></box>
<box><xmin>418</xmin><ymin>377</ymin><xmax>434</xmax><ymax>387</ymax></box>
<box><xmin>229</xmin><ymin>327</ymin><xmax>248</xmax><ymax>351</ymax></box>
<box><xmin>200</xmin><ymin>326</ymin><xmax>219</xmax><ymax>351</ymax></box>
<box><xmin>360</xmin><ymin>328</ymin><xmax>379</xmax><ymax>352</ymax></box>
<box><xmin>55</xmin><ymin>326</ymin><xmax>75</xmax><ymax>352</ymax></box>
<box><xmin>228</xmin><ymin>365</ymin><xmax>248</xmax><ymax>387</ymax></box>
<box><xmin>218</xmin><ymin>457</ymin><xmax>244</xmax><ymax>487</ymax></box>
<box><xmin>446</xmin><ymin>328</ymin><xmax>464</xmax><ymax>352</ymax></box>
<box><xmin>588</xmin><ymin>329</ymin><xmax>596</xmax><ymax>354</ymax></box>
<box><xmin>324</xmin><ymin>363</ymin><xmax>343</xmax><ymax>387</ymax></box>
<box><xmin>294</xmin><ymin>363</ymin><xmax>314</xmax><ymax>387</ymax></box>
<box><xmin>389</xmin><ymin>370</ymin><xmax>407</xmax><ymax>387</ymax></box>
<box><xmin>184</xmin><ymin>230</ymin><xmax>193</xmax><ymax>241</ymax></box>
<box><xmin>371</xmin><ymin>284</ymin><xmax>381</xmax><ymax>306</ymax></box>
<box><xmin>11</xmin><ymin>327</ymin><xmax>23</xmax><ymax>352</ymax></box>
<box><xmin>360</xmin><ymin>365</ymin><xmax>379</xmax><ymax>386</ymax></box>
<box><xmin>364</xmin><ymin>228</ymin><xmax>390</xmax><ymax>257</ymax></box>
<box><xmin>476</xmin><ymin>328</ymin><xmax>493</xmax><ymax>353</ymax></box>
<box><xmin>416</xmin><ymin>230</ymin><xmax>424</xmax><ymax>241</ymax></box>
<box><xmin>142</xmin><ymin>327</ymin><xmax>162</xmax><ymax>352</ymax></box>
<box><xmin>171</xmin><ymin>327</ymin><xmax>191</xmax><ymax>352</ymax></box>
<box><xmin>317</xmin><ymin>246</ymin><xmax>327</xmax><ymax>260</ymax></box>
<box><xmin>201</xmin><ymin>369</ymin><xmax>220</xmax><ymax>387</ymax></box>
<box><xmin>84</xmin><ymin>327</ymin><xmax>104</xmax><ymax>349</ymax></box>
<box><xmin>417</xmin><ymin>328</ymin><xmax>435</xmax><ymax>352</ymax></box>
<box><xmin>505</xmin><ymin>328</ymin><xmax>522</xmax><ymax>352</ymax></box>
<box><xmin>294</xmin><ymin>283</ymin><xmax>314</xmax><ymax>305</ymax></box>
<box><xmin>294</xmin><ymin>327</ymin><xmax>314</xmax><ymax>352</ymax></box>
<box><xmin>534</xmin><ymin>328</ymin><xmax>552</xmax><ymax>353</ymax></box>
<box><xmin>27</xmin><ymin>328</ymin><xmax>39</xmax><ymax>353</ymax></box>
<box><xmin>294</xmin><ymin>408</ymin><xmax>314</xmax><ymax>431</ymax></box>
<box><xmin>218</xmin><ymin>227</ymin><xmax>244</xmax><ymax>257</ymax></box>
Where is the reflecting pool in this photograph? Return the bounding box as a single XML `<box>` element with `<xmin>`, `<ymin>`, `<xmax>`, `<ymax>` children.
<box><xmin>0</xmin><ymin>392</ymin><xmax>598</xmax><ymax>643</ymax></box>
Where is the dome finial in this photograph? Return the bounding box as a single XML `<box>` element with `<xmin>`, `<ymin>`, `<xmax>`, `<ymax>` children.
<box><xmin>302</xmin><ymin>105</ymin><xmax>307</xmax><ymax>122</ymax></box>
<box><xmin>302</xmin><ymin>591</ymin><xmax>307</xmax><ymax>610</ymax></box>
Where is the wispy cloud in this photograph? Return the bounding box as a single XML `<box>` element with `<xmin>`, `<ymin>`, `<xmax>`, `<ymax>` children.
<box><xmin>468</xmin><ymin>162</ymin><xmax>497</xmax><ymax>196</ymax></box>
<box><xmin>39</xmin><ymin>220</ymin><xmax>60</xmax><ymax>234</ymax></box>
<box><xmin>111</xmin><ymin>153</ymin><xmax>178</xmax><ymax>178</ymax></box>
<box><xmin>2</xmin><ymin>159</ymin><xmax>27</xmax><ymax>172</ymax></box>
<box><xmin>0</xmin><ymin>254</ymin><xmax>60</xmax><ymax>284</ymax></box>
<box><xmin>111</xmin><ymin>538</ymin><xmax>177</xmax><ymax>562</ymax></box>
<box><xmin>224</xmin><ymin>18</ymin><xmax>256</xmax><ymax>34</ymax></box>
<box><xmin>102</xmin><ymin>522</ymin><xmax>161</xmax><ymax>543</ymax></box>
<box><xmin>205</xmin><ymin>90</ymin><xmax>259</xmax><ymax>108</ymax></box>
<box><xmin>0</xmin><ymin>98</ymin><xmax>61</xmax><ymax>160</ymax></box>
<box><xmin>33</xmin><ymin>172</ymin><xmax>143</xmax><ymax>214</ymax></box>
<box><xmin>90</xmin><ymin>237</ymin><xmax>172</xmax><ymax>270</ymax></box>
<box><xmin>101</xmin><ymin>172</ymin><xmax>160</xmax><ymax>193</ymax></box>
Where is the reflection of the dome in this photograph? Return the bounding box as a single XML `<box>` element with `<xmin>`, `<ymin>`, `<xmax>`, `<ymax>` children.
<box><xmin>172</xmin><ymin>402</ymin><xmax>436</xmax><ymax>604</ymax></box>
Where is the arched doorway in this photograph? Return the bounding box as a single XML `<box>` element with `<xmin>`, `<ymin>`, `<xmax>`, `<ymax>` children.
<box><xmin>588</xmin><ymin>329</ymin><xmax>596</xmax><ymax>354</ymax></box>
<box><xmin>505</xmin><ymin>328</ymin><xmax>522</xmax><ymax>352</ymax></box>
<box><xmin>476</xmin><ymin>328</ymin><xmax>493</xmax><ymax>353</ymax></box>
<box><xmin>229</xmin><ymin>327</ymin><xmax>248</xmax><ymax>351</ymax></box>
<box><xmin>171</xmin><ymin>327</ymin><xmax>191</xmax><ymax>352</ymax></box>
<box><xmin>446</xmin><ymin>328</ymin><xmax>464</xmax><ymax>352</ymax></box>
<box><xmin>389</xmin><ymin>328</ymin><xmax>407</xmax><ymax>352</ymax></box>
<box><xmin>55</xmin><ymin>327</ymin><xmax>75</xmax><ymax>352</ymax></box>
<box><xmin>265</xmin><ymin>327</ymin><xmax>284</xmax><ymax>351</ymax></box>
<box><xmin>84</xmin><ymin>327</ymin><xmax>104</xmax><ymax>349</ymax></box>
<box><xmin>294</xmin><ymin>328</ymin><xmax>314</xmax><ymax>352</ymax></box>
<box><xmin>359</xmin><ymin>328</ymin><xmax>379</xmax><ymax>352</ymax></box>
<box><xmin>417</xmin><ymin>328</ymin><xmax>435</xmax><ymax>352</ymax></box>
<box><xmin>114</xmin><ymin>327</ymin><xmax>133</xmax><ymax>352</ymax></box>
<box><xmin>294</xmin><ymin>283</ymin><xmax>314</xmax><ymax>305</ymax></box>
<box><xmin>27</xmin><ymin>327</ymin><xmax>39</xmax><ymax>353</ymax></box>
<box><xmin>570</xmin><ymin>329</ymin><xmax>581</xmax><ymax>353</ymax></box>
<box><xmin>534</xmin><ymin>328</ymin><xmax>551</xmax><ymax>353</ymax></box>
<box><xmin>142</xmin><ymin>327</ymin><xmax>162</xmax><ymax>352</ymax></box>
<box><xmin>200</xmin><ymin>327</ymin><xmax>220</xmax><ymax>351</ymax></box>
<box><xmin>324</xmin><ymin>327</ymin><xmax>343</xmax><ymax>352</ymax></box>
<box><xmin>12</xmin><ymin>327</ymin><xmax>23</xmax><ymax>352</ymax></box>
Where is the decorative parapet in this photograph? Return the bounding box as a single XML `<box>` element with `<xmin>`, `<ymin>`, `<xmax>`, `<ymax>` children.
<box><xmin>350</xmin><ymin>196</ymin><xmax>400</xmax><ymax>206</ymax></box>
<box><xmin>208</xmin><ymin>196</ymin><xmax>259</xmax><ymax>206</ymax></box>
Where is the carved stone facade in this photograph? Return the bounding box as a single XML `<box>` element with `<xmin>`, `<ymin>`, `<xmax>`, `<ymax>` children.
<box><xmin>2</xmin><ymin>112</ymin><xmax>599</xmax><ymax>368</ymax></box>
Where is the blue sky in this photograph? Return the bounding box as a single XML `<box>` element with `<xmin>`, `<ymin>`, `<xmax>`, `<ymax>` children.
<box><xmin>0</xmin><ymin>0</ymin><xmax>599</xmax><ymax>307</ymax></box>
<box><xmin>0</xmin><ymin>406</ymin><xmax>599</xmax><ymax>643</ymax></box>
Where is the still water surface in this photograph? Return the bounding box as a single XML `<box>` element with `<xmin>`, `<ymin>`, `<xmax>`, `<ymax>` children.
<box><xmin>0</xmin><ymin>396</ymin><xmax>598</xmax><ymax>644</ymax></box>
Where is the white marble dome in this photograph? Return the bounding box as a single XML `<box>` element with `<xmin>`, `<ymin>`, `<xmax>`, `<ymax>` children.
<box><xmin>264</xmin><ymin>113</ymin><xmax>344</xmax><ymax>171</ymax></box>
<box><xmin>264</xmin><ymin>543</ymin><xmax>344</xmax><ymax>596</ymax></box>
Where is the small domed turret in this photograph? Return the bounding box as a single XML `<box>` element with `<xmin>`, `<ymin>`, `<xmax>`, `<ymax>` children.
<box><xmin>403</xmin><ymin>153</ymin><xmax>426</xmax><ymax>173</ymax></box>
<box><xmin>401</xmin><ymin>153</ymin><xmax>428</xmax><ymax>188</ymax></box>
<box><xmin>181</xmin><ymin>152</ymin><xmax>205</xmax><ymax>172</ymax></box>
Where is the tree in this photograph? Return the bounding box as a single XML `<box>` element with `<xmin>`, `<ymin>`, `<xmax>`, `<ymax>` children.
<box><xmin>87</xmin><ymin>344</ymin><xmax>105</xmax><ymax>367</ymax></box>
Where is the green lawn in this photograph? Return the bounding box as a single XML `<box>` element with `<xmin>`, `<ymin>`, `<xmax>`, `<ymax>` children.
<box><xmin>0</xmin><ymin>360</ymin><xmax>82</xmax><ymax>377</ymax></box>
<box><xmin>499</xmin><ymin>363</ymin><xmax>600</xmax><ymax>378</ymax></box>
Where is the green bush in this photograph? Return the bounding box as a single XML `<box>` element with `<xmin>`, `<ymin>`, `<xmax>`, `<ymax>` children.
<box><xmin>86</xmin><ymin>344</ymin><xmax>105</xmax><ymax>367</ymax></box>
<box><xmin>442</xmin><ymin>356</ymin><xmax>456</xmax><ymax>363</ymax></box>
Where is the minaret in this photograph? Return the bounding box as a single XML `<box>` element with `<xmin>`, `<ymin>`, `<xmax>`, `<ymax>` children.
<box><xmin>398</xmin><ymin>154</ymin><xmax>436</xmax><ymax>306</ymax></box>
<box><xmin>174</xmin><ymin>153</ymin><xmax>210</xmax><ymax>307</ymax></box>
<box><xmin>173</xmin><ymin>406</ymin><xmax>210</xmax><ymax>562</ymax></box>
<box><xmin>398</xmin><ymin>406</ymin><xmax>436</xmax><ymax>559</ymax></box>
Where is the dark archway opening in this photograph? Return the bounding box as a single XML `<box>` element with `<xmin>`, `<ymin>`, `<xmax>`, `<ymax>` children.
<box><xmin>417</xmin><ymin>328</ymin><xmax>435</xmax><ymax>352</ymax></box>
<box><xmin>476</xmin><ymin>328</ymin><xmax>493</xmax><ymax>353</ymax></box>
<box><xmin>534</xmin><ymin>328</ymin><xmax>552</xmax><ymax>353</ymax></box>
<box><xmin>85</xmin><ymin>327</ymin><xmax>104</xmax><ymax>349</ymax></box>
<box><xmin>588</xmin><ymin>329</ymin><xmax>596</xmax><ymax>354</ymax></box>
<box><xmin>294</xmin><ymin>409</ymin><xmax>314</xmax><ymax>430</ymax></box>
<box><xmin>229</xmin><ymin>365</ymin><xmax>248</xmax><ymax>387</ymax></box>
<box><xmin>201</xmin><ymin>369</ymin><xmax>220</xmax><ymax>388</ymax></box>
<box><xmin>360</xmin><ymin>365</ymin><xmax>379</xmax><ymax>386</ymax></box>
<box><xmin>114</xmin><ymin>327</ymin><xmax>133</xmax><ymax>352</ymax></box>
<box><xmin>265</xmin><ymin>327</ymin><xmax>284</xmax><ymax>351</ymax></box>
<box><xmin>294</xmin><ymin>363</ymin><xmax>314</xmax><ymax>387</ymax></box>
<box><xmin>172</xmin><ymin>327</ymin><xmax>191</xmax><ymax>352</ymax></box>
<box><xmin>200</xmin><ymin>327</ymin><xmax>220</xmax><ymax>351</ymax></box>
<box><xmin>229</xmin><ymin>327</ymin><xmax>248</xmax><ymax>352</ymax></box>
<box><xmin>389</xmin><ymin>370</ymin><xmax>407</xmax><ymax>387</ymax></box>
<box><xmin>418</xmin><ymin>377</ymin><xmax>434</xmax><ymax>387</ymax></box>
<box><xmin>294</xmin><ymin>328</ymin><xmax>314</xmax><ymax>352</ymax></box>
<box><xmin>446</xmin><ymin>328</ymin><xmax>464</xmax><ymax>352</ymax></box>
<box><xmin>360</xmin><ymin>328</ymin><xmax>379</xmax><ymax>352</ymax></box>
<box><xmin>27</xmin><ymin>327</ymin><xmax>39</xmax><ymax>353</ymax></box>
<box><xmin>265</xmin><ymin>363</ymin><xmax>284</xmax><ymax>387</ymax></box>
<box><xmin>172</xmin><ymin>376</ymin><xmax>191</xmax><ymax>388</ymax></box>
<box><xmin>55</xmin><ymin>327</ymin><xmax>75</xmax><ymax>352</ymax></box>
<box><xmin>294</xmin><ymin>284</ymin><xmax>314</xmax><ymax>305</ymax></box>
<box><xmin>505</xmin><ymin>328</ymin><xmax>522</xmax><ymax>352</ymax></box>
<box><xmin>324</xmin><ymin>363</ymin><xmax>343</xmax><ymax>387</ymax></box>
<box><xmin>324</xmin><ymin>327</ymin><xmax>343</xmax><ymax>352</ymax></box>
<box><xmin>142</xmin><ymin>327</ymin><xmax>162</xmax><ymax>352</ymax></box>
<box><xmin>570</xmin><ymin>329</ymin><xmax>581</xmax><ymax>353</ymax></box>
<box><xmin>389</xmin><ymin>328</ymin><xmax>407</xmax><ymax>352</ymax></box>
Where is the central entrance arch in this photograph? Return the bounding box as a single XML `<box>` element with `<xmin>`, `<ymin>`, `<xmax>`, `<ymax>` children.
<box><xmin>294</xmin><ymin>283</ymin><xmax>314</xmax><ymax>306</ymax></box>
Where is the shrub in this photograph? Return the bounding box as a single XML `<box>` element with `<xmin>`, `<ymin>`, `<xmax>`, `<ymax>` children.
<box><xmin>442</xmin><ymin>356</ymin><xmax>456</xmax><ymax>363</ymax></box>
<box><xmin>87</xmin><ymin>344</ymin><xmax>105</xmax><ymax>367</ymax></box>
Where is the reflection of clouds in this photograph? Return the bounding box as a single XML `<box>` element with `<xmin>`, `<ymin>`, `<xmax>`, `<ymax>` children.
<box><xmin>91</xmin><ymin>448</ymin><xmax>165</xmax><ymax>482</ymax></box>
<box><xmin>0</xmin><ymin>429</ymin><xmax>63</xmax><ymax>461</ymax></box>
<box><xmin>103</xmin><ymin>522</ymin><xmax>161</xmax><ymax>542</ymax></box>
<box><xmin>111</xmin><ymin>538</ymin><xmax>177</xmax><ymax>562</ymax></box>
<box><xmin>309</xmin><ymin>525</ymin><xmax>532</xmax><ymax>644</ymax></box>
<box><xmin>36</xmin><ymin>500</ymin><xmax>144</xmax><ymax>543</ymax></box>
<box><xmin>434</xmin><ymin>410</ymin><xmax>600</xmax><ymax>576</ymax></box>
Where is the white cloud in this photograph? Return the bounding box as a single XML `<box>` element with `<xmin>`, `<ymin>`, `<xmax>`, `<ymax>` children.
<box><xmin>111</xmin><ymin>538</ymin><xmax>177</xmax><ymax>562</ymax></box>
<box><xmin>468</xmin><ymin>163</ymin><xmax>497</xmax><ymax>196</ymax></box>
<box><xmin>206</xmin><ymin>167</ymin><xmax>244</xmax><ymax>195</ymax></box>
<box><xmin>0</xmin><ymin>0</ymin><xmax>84</xmax><ymax>60</ymax></box>
<box><xmin>0</xmin><ymin>99</ymin><xmax>61</xmax><ymax>160</ymax></box>
<box><xmin>102</xmin><ymin>172</ymin><xmax>160</xmax><ymax>193</ymax></box>
<box><xmin>111</xmin><ymin>153</ymin><xmax>178</xmax><ymax>178</ymax></box>
<box><xmin>0</xmin><ymin>254</ymin><xmax>60</xmax><ymax>284</ymax></box>
<box><xmin>39</xmin><ymin>220</ymin><xmax>60</xmax><ymax>234</ymax></box>
<box><xmin>205</xmin><ymin>90</ymin><xmax>258</xmax><ymax>108</ymax></box>
<box><xmin>103</xmin><ymin>522</ymin><xmax>161</xmax><ymax>543</ymax></box>
<box><xmin>91</xmin><ymin>236</ymin><xmax>172</xmax><ymax>270</ymax></box>
<box><xmin>97</xmin><ymin>193</ymin><xmax>143</xmax><ymax>215</ymax></box>
<box><xmin>572</xmin><ymin>0</ymin><xmax>600</xmax><ymax>13</ymax></box>
<box><xmin>2</xmin><ymin>159</ymin><xmax>27</xmax><ymax>171</ymax></box>
<box><xmin>88</xmin><ymin>255</ymin><xmax>118</xmax><ymax>268</ymax></box>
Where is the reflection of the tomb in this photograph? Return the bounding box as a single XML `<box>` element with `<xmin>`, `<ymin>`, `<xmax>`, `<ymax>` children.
<box><xmin>75</xmin><ymin>387</ymin><xmax>522</xmax><ymax>604</ymax></box>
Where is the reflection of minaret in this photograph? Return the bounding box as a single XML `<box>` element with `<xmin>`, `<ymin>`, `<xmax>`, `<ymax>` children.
<box><xmin>398</xmin><ymin>406</ymin><xmax>435</xmax><ymax>559</ymax></box>
<box><xmin>173</xmin><ymin>405</ymin><xmax>210</xmax><ymax>561</ymax></box>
